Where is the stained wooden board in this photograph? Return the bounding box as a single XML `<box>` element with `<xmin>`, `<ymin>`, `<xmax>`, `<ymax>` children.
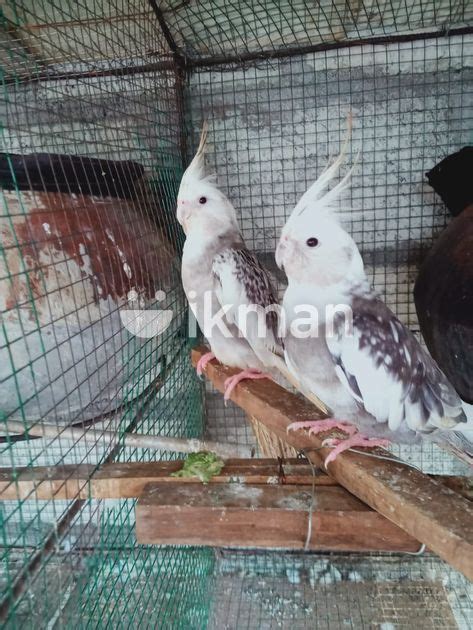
<box><xmin>0</xmin><ymin>459</ymin><xmax>335</xmax><ymax>500</ymax></box>
<box><xmin>135</xmin><ymin>481</ymin><xmax>422</xmax><ymax>552</ymax></box>
<box><xmin>1</xmin><ymin>459</ymin><xmax>469</xmax><ymax>502</ymax></box>
<box><xmin>192</xmin><ymin>346</ymin><xmax>473</xmax><ymax>580</ymax></box>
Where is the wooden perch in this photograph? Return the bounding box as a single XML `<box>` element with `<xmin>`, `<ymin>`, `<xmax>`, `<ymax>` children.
<box><xmin>2</xmin><ymin>458</ymin><xmax>469</xmax><ymax>554</ymax></box>
<box><xmin>2</xmin><ymin>419</ymin><xmax>252</xmax><ymax>459</ymax></box>
<box><xmin>192</xmin><ymin>346</ymin><xmax>473</xmax><ymax>580</ymax></box>
<box><xmin>136</xmin><ymin>481</ymin><xmax>422</xmax><ymax>552</ymax></box>
<box><xmin>0</xmin><ymin>459</ymin><xmax>334</xmax><ymax>500</ymax></box>
<box><xmin>1</xmin><ymin>459</ymin><xmax>469</xmax><ymax>502</ymax></box>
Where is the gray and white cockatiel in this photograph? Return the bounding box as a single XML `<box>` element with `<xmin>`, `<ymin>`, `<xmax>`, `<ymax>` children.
<box><xmin>177</xmin><ymin>123</ymin><xmax>326</xmax><ymax>405</ymax></box>
<box><xmin>276</xmin><ymin>133</ymin><xmax>473</xmax><ymax>467</ymax></box>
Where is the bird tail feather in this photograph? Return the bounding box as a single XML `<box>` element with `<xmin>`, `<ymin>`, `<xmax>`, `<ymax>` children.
<box><xmin>434</xmin><ymin>431</ymin><xmax>473</xmax><ymax>467</ymax></box>
<box><xmin>433</xmin><ymin>409</ymin><xmax>473</xmax><ymax>467</ymax></box>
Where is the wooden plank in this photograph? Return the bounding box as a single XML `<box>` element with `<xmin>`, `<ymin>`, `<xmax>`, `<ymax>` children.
<box><xmin>0</xmin><ymin>464</ymin><xmax>94</xmax><ymax>501</ymax></box>
<box><xmin>135</xmin><ymin>481</ymin><xmax>422</xmax><ymax>552</ymax></box>
<box><xmin>440</xmin><ymin>476</ymin><xmax>473</xmax><ymax>501</ymax></box>
<box><xmin>1</xmin><ymin>459</ymin><xmax>469</xmax><ymax>501</ymax></box>
<box><xmin>192</xmin><ymin>345</ymin><xmax>473</xmax><ymax>580</ymax></box>
<box><xmin>0</xmin><ymin>459</ymin><xmax>335</xmax><ymax>500</ymax></box>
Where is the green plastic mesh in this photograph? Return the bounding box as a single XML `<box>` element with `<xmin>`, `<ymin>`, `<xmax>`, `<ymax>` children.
<box><xmin>0</xmin><ymin>1</ymin><xmax>211</xmax><ymax>627</ymax></box>
<box><xmin>0</xmin><ymin>1</ymin><xmax>472</xmax><ymax>628</ymax></box>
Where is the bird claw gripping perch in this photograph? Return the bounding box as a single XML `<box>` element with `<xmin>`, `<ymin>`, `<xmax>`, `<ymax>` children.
<box><xmin>223</xmin><ymin>369</ymin><xmax>272</xmax><ymax>404</ymax></box>
<box><xmin>196</xmin><ymin>351</ymin><xmax>216</xmax><ymax>378</ymax></box>
<box><xmin>322</xmin><ymin>434</ymin><xmax>390</xmax><ymax>467</ymax></box>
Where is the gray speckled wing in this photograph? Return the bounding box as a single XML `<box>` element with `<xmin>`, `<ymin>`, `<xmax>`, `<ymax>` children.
<box><xmin>181</xmin><ymin>229</ymin><xmax>266</xmax><ymax>371</ymax></box>
<box><xmin>212</xmin><ymin>248</ymin><xmax>282</xmax><ymax>358</ymax></box>
<box><xmin>327</xmin><ymin>294</ymin><xmax>467</xmax><ymax>433</ymax></box>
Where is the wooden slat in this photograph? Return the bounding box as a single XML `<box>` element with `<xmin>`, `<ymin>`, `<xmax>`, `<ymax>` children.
<box><xmin>135</xmin><ymin>481</ymin><xmax>421</xmax><ymax>552</ymax></box>
<box><xmin>192</xmin><ymin>346</ymin><xmax>473</xmax><ymax>580</ymax></box>
<box><xmin>1</xmin><ymin>459</ymin><xmax>469</xmax><ymax>501</ymax></box>
<box><xmin>0</xmin><ymin>459</ymin><xmax>335</xmax><ymax>500</ymax></box>
<box><xmin>439</xmin><ymin>476</ymin><xmax>473</xmax><ymax>501</ymax></box>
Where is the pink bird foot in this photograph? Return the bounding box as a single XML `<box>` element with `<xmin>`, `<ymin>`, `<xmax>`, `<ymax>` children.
<box><xmin>196</xmin><ymin>351</ymin><xmax>216</xmax><ymax>377</ymax></box>
<box><xmin>287</xmin><ymin>419</ymin><xmax>357</xmax><ymax>437</ymax></box>
<box><xmin>223</xmin><ymin>369</ymin><xmax>272</xmax><ymax>402</ymax></box>
<box><xmin>322</xmin><ymin>434</ymin><xmax>390</xmax><ymax>467</ymax></box>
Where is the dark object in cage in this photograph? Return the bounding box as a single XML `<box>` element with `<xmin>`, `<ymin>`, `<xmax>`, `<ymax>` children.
<box><xmin>424</xmin><ymin>147</ymin><xmax>473</xmax><ymax>216</ymax></box>
<box><xmin>0</xmin><ymin>152</ymin><xmax>145</xmax><ymax>199</ymax></box>
<box><xmin>0</xmin><ymin>152</ymin><xmax>178</xmax><ymax>424</ymax></box>
<box><xmin>414</xmin><ymin>147</ymin><xmax>473</xmax><ymax>403</ymax></box>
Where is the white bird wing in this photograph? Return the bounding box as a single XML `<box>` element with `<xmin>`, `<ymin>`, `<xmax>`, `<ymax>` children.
<box><xmin>212</xmin><ymin>248</ymin><xmax>282</xmax><ymax>359</ymax></box>
<box><xmin>326</xmin><ymin>295</ymin><xmax>467</xmax><ymax>434</ymax></box>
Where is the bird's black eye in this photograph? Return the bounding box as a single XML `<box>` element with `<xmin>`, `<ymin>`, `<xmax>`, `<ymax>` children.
<box><xmin>199</xmin><ymin>196</ymin><xmax>207</xmax><ymax>204</ymax></box>
<box><xmin>306</xmin><ymin>237</ymin><xmax>319</xmax><ymax>247</ymax></box>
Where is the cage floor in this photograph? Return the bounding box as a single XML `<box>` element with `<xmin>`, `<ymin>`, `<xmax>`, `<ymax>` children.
<box><xmin>208</xmin><ymin>552</ymin><xmax>472</xmax><ymax>630</ymax></box>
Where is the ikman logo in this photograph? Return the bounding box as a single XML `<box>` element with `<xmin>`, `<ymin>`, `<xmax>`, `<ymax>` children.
<box><xmin>120</xmin><ymin>289</ymin><xmax>353</xmax><ymax>340</ymax></box>
<box><xmin>120</xmin><ymin>290</ymin><xmax>174</xmax><ymax>338</ymax></box>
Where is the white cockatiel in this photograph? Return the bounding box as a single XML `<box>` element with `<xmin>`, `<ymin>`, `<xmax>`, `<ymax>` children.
<box><xmin>177</xmin><ymin>123</ymin><xmax>323</xmax><ymax>404</ymax></box>
<box><xmin>276</xmin><ymin>136</ymin><xmax>473</xmax><ymax>467</ymax></box>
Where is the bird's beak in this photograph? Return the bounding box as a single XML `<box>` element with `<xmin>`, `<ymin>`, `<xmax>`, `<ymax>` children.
<box><xmin>275</xmin><ymin>242</ymin><xmax>284</xmax><ymax>271</ymax></box>
<box><xmin>177</xmin><ymin>200</ymin><xmax>190</xmax><ymax>234</ymax></box>
<box><xmin>275</xmin><ymin>240</ymin><xmax>285</xmax><ymax>271</ymax></box>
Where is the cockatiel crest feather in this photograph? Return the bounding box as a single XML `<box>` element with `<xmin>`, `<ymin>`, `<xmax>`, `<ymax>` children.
<box><xmin>179</xmin><ymin>120</ymin><xmax>218</xmax><ymax>193</ymax></box>
<box><xmin>177</xmin><ymin>121</ymin><xmax>237</xmax><ymax>233</ymax></box>
<box><xmin>185</xmin><ymin>119</ymin><xmax>208</xmax><ymax>180</ymax></box>
<box><xmin>286</xmin><ymin>115</ymin><xmax>357</xmax><ymax>229</ymax></box>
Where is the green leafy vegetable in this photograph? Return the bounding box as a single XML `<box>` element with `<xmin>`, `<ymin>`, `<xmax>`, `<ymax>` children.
<box><xmin>171</xmin><ymin>451</ymin><xmax>224</xmax><ymax>483</ymax></box>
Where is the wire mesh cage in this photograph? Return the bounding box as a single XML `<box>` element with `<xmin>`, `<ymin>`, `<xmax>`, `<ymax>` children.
<box><xmin>0</xmin><ymin>1</ymin><xmax>472</xmax><ymax>628</ymax></box>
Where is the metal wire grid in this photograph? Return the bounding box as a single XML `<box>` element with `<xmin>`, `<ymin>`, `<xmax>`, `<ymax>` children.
<box><xmin>0</xmin><ymin>0</ymin><xmax>172</xmax><ymax>79</ymax></box>
<box><xmin>205</xmin><ymin>384</ymin><xmax>256</xmax><ymax>448</ymax></box>
<box><xmin>0</xmin><ymin>1</ymin><xmax>212</xmax><ymax>627</ymax></box>
<box><xmin>189</xmin><ymin>31</ymin><xmax>472</xmax><ymax>475</ymax></box>
<box><xmin>208</xmin><ymin>550</ymin><xmax>473</xmax><ymax>629</ymax></box>
<box><xmin>153</xmin><ymin>0</ymin><xmax>473</xmax><ymax>63</ymax></box>
<box><xmin>188</xmin><ymin>34</ymin><xmax>472</xmax><ymax>289</ymax></box>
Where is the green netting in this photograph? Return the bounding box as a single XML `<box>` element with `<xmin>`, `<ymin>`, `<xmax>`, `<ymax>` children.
<box><xmin>0</xmin><ymin>1</ymin><xmax>210</xmax><ymax>627</ymax></box>
<box><xmin>0</xmin><ymin>1</ymin><xmax>472</xmax><ymax>628</ymax></box>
